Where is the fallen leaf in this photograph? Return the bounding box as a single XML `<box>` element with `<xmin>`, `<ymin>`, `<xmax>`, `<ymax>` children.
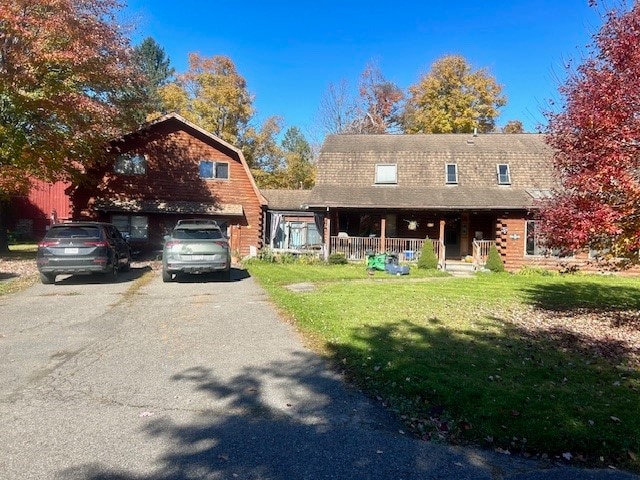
<box><xmin>562</xmin><ymin>452</ymin><xmax>573</xmax><ymax>461</ymax></box>
<box><xmin>610</xmin><ymin>416</ymin><xmax>621</xmax><ymax>423</ymax></box>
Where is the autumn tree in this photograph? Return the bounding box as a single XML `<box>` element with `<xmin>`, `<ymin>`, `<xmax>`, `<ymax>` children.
<box><xmin>242</xmin><ymin>116</ymin><xmax>284</xmax><ymax>172</ymax></box>
<box><xmin>402</xmin><ymin>55</ymin><xmax>506</xmax><ymax>134</ymax></box>
<box><xmin>158</xmin><ymin>53</ymin><xmax>253</xmax><ymax>145</ymax></box>
<box><xmin>249</xmin><ymin>125</ymin><xmax>315</xmax><ymax>189</ymax></box>
<box><xmin>538</xmin><ymin>2</ymin><xmax>640</xmax><ymax>262</ymax></box>
<box><xmin>351</xmin><ymin>63</ymin><xmax>404</xmax><ymax>134</ymax></box>
<box><xmin>0</xmin><ymin>0</ymin><xmax>141</xmax><ymax>251</ymax></box>
<box><xmin>316</xmin><ymin>80</ymin><xmax>357</xmax><ymax>135</ymax></box>
<box><xmin>132</xmin><ymin>37</ymin><xmax>175</xmax><ymax>121</ymax></box>
<box><xmin>502</xmin><ymin>120</ymin><xmax>525</xmax><ymax>133</ymax></box>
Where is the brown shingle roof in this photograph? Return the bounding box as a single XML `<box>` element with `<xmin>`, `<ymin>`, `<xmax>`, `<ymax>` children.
<box><xmin>261</xmin><ymin>189</ymin><xmax>312</xmax><ymax>210</ymax></box>
<box><xmin>309</xmin><ymin>133</ymin><xmax>556</xmax><ymax>210</ymax></box>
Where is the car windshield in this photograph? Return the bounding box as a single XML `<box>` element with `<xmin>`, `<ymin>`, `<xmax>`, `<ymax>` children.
<box><xmin>47</xmin><ymin>226</ymin><xmax>100</xmax><ymax>239</ymax></box>
<box><xmin>173</xmin><ymin>228</ymin><xmax>223</xmax><ymax>240</ymax></box>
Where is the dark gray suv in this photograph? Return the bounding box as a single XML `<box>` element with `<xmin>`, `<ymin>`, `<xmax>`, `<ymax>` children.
<box><xmin>37</xmin><ymin>222</ymin><xmax>131</xmax><ymax>284</ymax></box>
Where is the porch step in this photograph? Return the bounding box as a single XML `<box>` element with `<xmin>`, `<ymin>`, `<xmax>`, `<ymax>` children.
<box><xmin>444</xmin><ymin>260</ymin><xmax>476</xmax><ymax>276</ymax></box>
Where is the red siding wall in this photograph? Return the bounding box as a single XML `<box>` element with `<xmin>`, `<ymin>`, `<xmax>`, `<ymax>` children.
<box><xmin>9</xmin><ymin>179</ymin><xmax>72</xmax><ymax>239</ymax></box>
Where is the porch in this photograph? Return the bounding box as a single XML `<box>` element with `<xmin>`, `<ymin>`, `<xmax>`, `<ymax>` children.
<box><xmin>329</xmin><ymin>236</ymin><xmax>495</xmax><ymax>269</ymax></box>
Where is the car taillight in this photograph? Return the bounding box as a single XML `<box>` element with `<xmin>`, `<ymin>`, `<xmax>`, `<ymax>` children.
<box><xmin>38</xmin><ymin>240</ymin><xmax>60</xmax><ymax>247</ymax></box>
<box><xmin>83</xmin><ymin>241</ymin><xmax>108</xmax><ymax>247</ymax></box>
<box><xmin>165</xmin><ymin>240</ymin><xmax>178</xmax><ymax>249</ymax></box>
<box><xmin>214</xmin><ymin>241</ymin><xmax>228</xmax><ymax>248</ymax></box>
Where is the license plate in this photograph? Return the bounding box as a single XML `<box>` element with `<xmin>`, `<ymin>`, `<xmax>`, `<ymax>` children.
<box><xmin>64</xmin><ymin>247</ymin><xmax>79</xmax><ymax>254</ymax></box>
<box><xmin>192</xmin><ymin>255</ymin><xmax>204</xmax><ymax>261</ymax></box>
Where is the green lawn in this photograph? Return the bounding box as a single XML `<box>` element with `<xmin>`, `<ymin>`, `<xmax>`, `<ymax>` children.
<box><xmin>245</xmin><ymin>261</ymin><xmax>640</xmax><ymax>471</ymax></box>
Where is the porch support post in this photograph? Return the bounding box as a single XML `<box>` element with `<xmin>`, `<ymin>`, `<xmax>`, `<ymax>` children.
<box><xmin>380</xmin><ymin>216</ymin><xmax>386</xmax><ymax>251</ymax></box>
<box><xmin>439</xmin><ymin>219</ymin><xmax>446</xmax><ymax>267</ymax></box>
<box><xmin>324</xmin><ymin>213</ymin><xmax>331</xmax><ymax>262</ymax></box>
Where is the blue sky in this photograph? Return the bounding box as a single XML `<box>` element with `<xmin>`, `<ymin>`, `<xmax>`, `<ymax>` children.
<box><xmin>122</xmin><ymin>1</ymin><xmax>604</xmax><ymax>141</ymax></box>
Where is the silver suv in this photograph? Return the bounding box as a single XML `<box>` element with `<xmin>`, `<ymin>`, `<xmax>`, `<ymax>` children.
<box><xmin>162</xmin><ymin>219</ymin><xmax>231</xmax><ymax>282</ymax></box>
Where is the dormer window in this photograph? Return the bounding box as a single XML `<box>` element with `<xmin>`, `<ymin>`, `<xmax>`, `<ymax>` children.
<box><xmin>114</xmin><ymin>154</ymin><xmax>146</xmax><ymax>175</ymax></box>
<box><xmin>497</xmin><ymin>164</ymin><xmax>511</xmax><ymax>185</ymax></box>
<box><xmin>445</xmin><ymin>163</ymin><xmax>458</xmax><ymax>184</ymax></box>
<box><xmin>375</xmin><ymin>164</ymin><xmax>397</xmax><ymax>184</ymax></box>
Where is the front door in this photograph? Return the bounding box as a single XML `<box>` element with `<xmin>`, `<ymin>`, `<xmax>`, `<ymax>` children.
<box><xmin>444</xmin><ymin>220</ymin><xmax>460</xmax><ymax>258</ymax></box>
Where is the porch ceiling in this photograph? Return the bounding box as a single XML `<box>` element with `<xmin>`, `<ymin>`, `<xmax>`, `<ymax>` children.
<box><xmin>306</xmin><ymin>185</ymin><xmax>536</xmax><ymax>210</ymax></box>
<box><xmin>93</xmin><ymin>198</ymin><xmax>244</xmax><ymax>216</ymax></box>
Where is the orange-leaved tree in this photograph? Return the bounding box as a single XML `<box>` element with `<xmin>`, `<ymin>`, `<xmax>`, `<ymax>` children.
<box><xmin>0</xmin><ymin>0</ymin><xmax>143</xmax><ymax>251</ymax></box>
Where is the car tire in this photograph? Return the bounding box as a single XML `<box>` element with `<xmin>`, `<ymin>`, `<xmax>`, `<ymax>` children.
<box><xmin>40</xmin><ymin>272</ymin><xmax>56</xmax><ymax>284</ymax></box>
<box><xmin>162</xmin><ymin>268</ymin><xmax>173</xmax><ymax>283</ymax></box>
<box><xmin>104</xmin><ymin>258</ymin><xmax>119</xmax><ymax>282</ymax></box>
<box><xmin>121</xmin><ymin>255</ymin><xmax>131</xmax><ymax>272</ymax></box>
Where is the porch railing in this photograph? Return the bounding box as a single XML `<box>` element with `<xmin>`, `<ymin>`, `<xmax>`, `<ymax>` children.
<box><xmin>329</xmin><ymin>236</ymin><xmax>445</xmax><ymax>267</ymax></box>
<box><xmin>472</xmin><ymin>240</ymin><xmax>495</xmax><ymax>268</ymax></box>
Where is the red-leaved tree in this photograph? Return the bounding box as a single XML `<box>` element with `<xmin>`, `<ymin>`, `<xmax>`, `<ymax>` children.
<box><xmin>538</xmin><ymin>1</ymin><xmax>640</xmax><ymax>263</ymax></box>
<box><xmin>0</xmin><ymin>0</ymin><xmax>142</xmax><ymax>250</ymax></box>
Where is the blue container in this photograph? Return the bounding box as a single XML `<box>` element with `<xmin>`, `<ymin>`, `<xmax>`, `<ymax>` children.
<box><xmin>403</xmin><ymin>250</ymin><xmax>415</xmax><ymax>261</ymax></box>
<box><xmin>385</xmin><ymin>264</ymin><xmax>410</xmax><ymax>275</ymax></box>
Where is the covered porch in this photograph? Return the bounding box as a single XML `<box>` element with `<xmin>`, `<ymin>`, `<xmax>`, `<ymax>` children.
<box><xmin>324</xmin><ymin>209</ymin><xmax>498</xmax><ymax>268</ymax></box>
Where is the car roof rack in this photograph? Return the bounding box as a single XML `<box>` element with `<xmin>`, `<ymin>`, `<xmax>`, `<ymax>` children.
<box><xmin>175</xmin><ymin>219</ymin><xmax>219</xmax><ymax>227</ymax></box>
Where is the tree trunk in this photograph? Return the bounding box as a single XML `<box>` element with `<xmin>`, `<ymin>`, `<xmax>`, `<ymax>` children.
<box><xmin>0</xmin><ymin>200</ymin><xmax>10</xmax><ymax>254</ymax></box>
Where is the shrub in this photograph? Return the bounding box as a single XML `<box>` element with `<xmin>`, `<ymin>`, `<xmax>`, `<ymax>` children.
<box><xmin>256</xmin><ymin>248</ymin><xmax>276</xmax><ymax>262</ymax></box>
<box><xmin>328</xmin><ymin>253</ymin><xmax>348</xmax><ymax>265</ymax></box>
<box><xmin>485</xmin><ymin>245</ymin><xmax>505</xmax><ymax>272</ymax></box>
<box><xmin>417</xmin><ymin>238</ymin><xmax>439</xmax><ymax>270</ymax></box>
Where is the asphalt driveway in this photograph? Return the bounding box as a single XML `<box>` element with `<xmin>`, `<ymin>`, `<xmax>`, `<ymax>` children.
<box><xmin>0</xmin><ymin>267</ymin><xmax>637</xmax><ymax>480</ymax></box>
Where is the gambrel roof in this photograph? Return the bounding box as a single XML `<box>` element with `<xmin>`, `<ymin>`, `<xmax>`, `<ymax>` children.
<box><xmin>307</xmin><ymin>133</ymin><xmax>556</xmax><ymax>210</ymax></box>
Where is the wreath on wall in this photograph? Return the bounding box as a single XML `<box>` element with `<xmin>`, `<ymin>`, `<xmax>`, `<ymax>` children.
<box><xmin>405</xmin><ymin>219</ymin><xmax>419</xmax><ymax>231</ymax></box>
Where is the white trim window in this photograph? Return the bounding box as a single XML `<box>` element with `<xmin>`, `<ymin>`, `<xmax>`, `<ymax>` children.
<box><xmin>114</xmin><ymin>154</ymin><xmax>147</xmax><ymax>175</ymax></box>
<box><xmin>375</xmin><ymin>164</ymin><xmax>397</xmax><ymax>184</ymax></box>
<box><xmin>445</xmin><ymin>163</ymin><xmax>458</xmax><ymax>184</ymax></box>
<box><xmin>199</xmin><ymin>160</ymin><xmax>229</xmax><ymax>180</ymax></box>
<box><xmin>497</xmin><ymin>164</ymin><xmax>511</xmax><ymax>185</ymax></box>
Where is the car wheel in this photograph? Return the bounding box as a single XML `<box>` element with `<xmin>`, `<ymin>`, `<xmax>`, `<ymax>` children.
<box><xmin>162</xmin><ymin>268</ymin><xmax>173</xmax><ymax>283</ymax></box>
<box><xmin>40</xmin><ymin>272</ymin><xmax>56</xmax><ymax>284</ymax></box>
<box><xmin>104</xmin><ymin>258</ymin><xmax>119</xmax><ymax>282</ymax></box>
<box><xmin>121</xmin><ymin>256</ymin><xmax>131</xmax><ymax>272</ymax></box>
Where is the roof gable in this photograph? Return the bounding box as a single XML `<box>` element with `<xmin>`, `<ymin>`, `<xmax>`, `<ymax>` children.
<box><xmin>109</xmin><ymin>113</ymin><xmax>266</xmax><ymax>206</ymax></box>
